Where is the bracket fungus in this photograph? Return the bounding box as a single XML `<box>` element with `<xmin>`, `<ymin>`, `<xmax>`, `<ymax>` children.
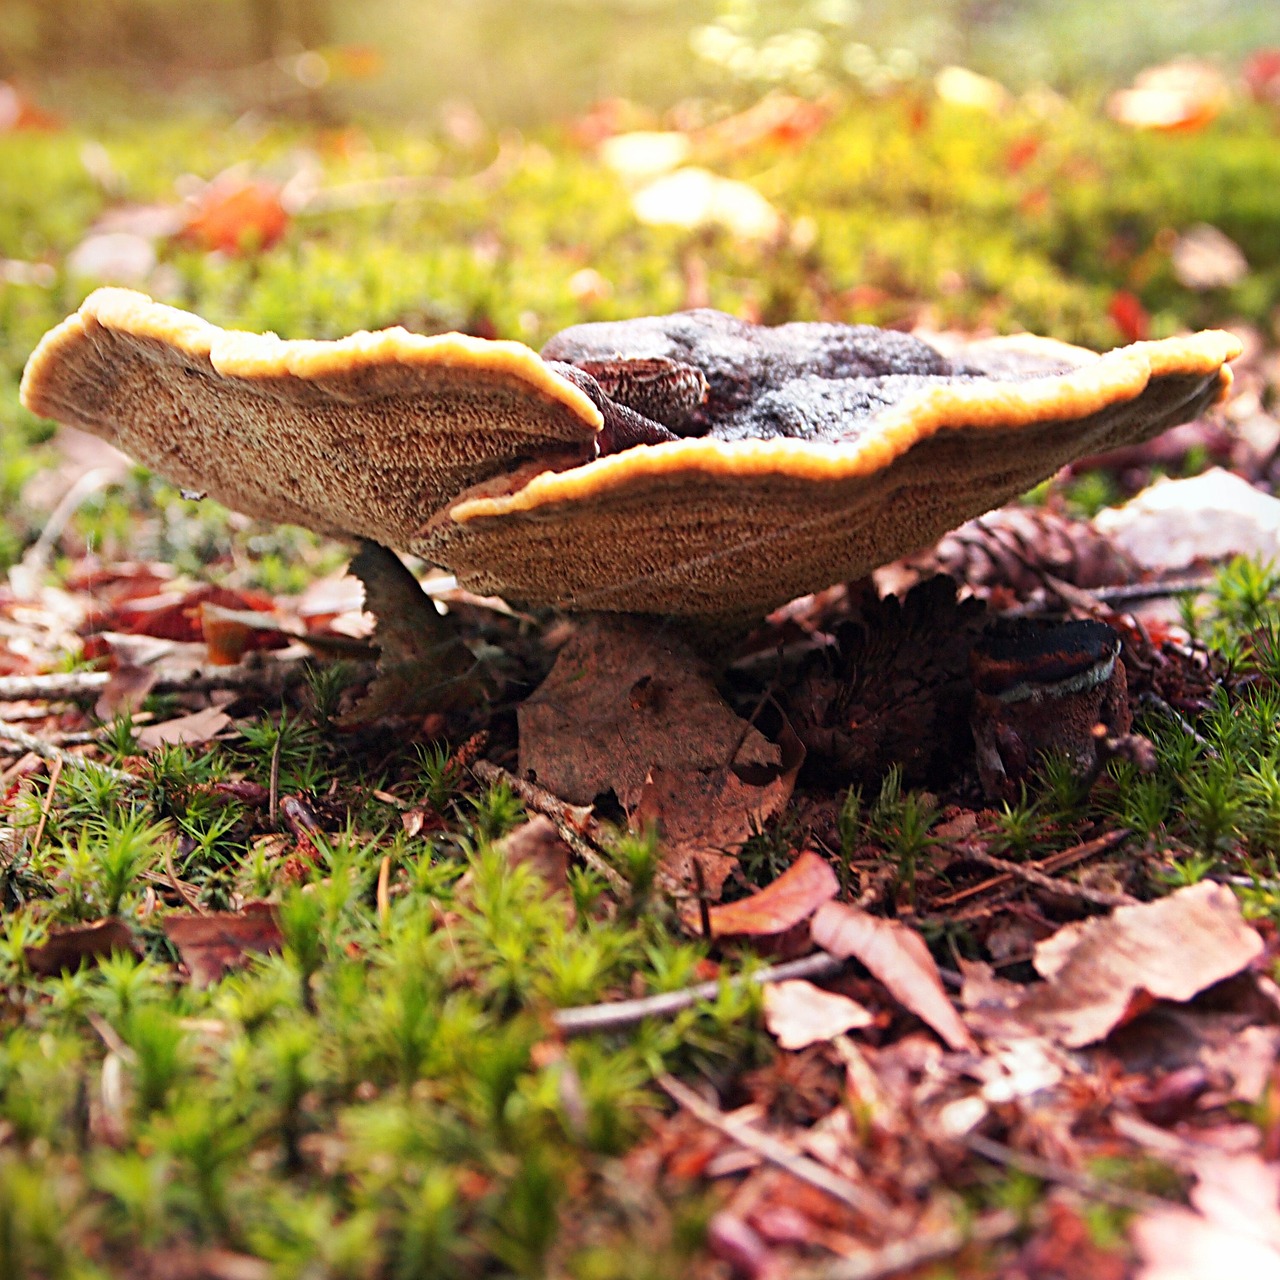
<box><xmin>22</xmin><ymin>288</ymin><xmax>1240</xmax><ymax>622</ymax></box>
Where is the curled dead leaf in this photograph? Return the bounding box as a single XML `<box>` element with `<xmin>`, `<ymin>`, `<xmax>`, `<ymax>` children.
<box><xmin>1014</xmin><ymin>881</ymin><xmax>1264</xmax><ymax>1048</ymax></box>
<box><xmin>811</xmin><ymin>900</ymin><xmax>975</xmax><ymax>1051</ymax></box>
<box><xmin>680</xmin><ymin>848</ymin><xmax>836</xmax><ymax>937</ymax></box>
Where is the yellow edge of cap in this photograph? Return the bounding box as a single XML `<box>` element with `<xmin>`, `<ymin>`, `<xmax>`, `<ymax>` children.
<box><xmin>450</xmin><ymin>329</ymin><xmax>1241</xmax><ymax>523</ymax></box>
<box><xmin>21</xmin><ymin>287</ymin><xmax>603</xmax><ymax>430</ymax></box>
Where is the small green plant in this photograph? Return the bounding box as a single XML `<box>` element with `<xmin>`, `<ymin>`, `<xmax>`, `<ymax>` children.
<box><xmin>867</xmin><ymin>766</ymin><xmax>938</xmax><ymax>901</ymax></box>
<box><xmin>465</xmin><ymin>780</ymin><xmax>524</xmax><ymax>844</ymax></box>
<box><xmin>278</xmin><ymin>887</ymin><xmax>326</xmax><ymax>1013</ymax></box>
<box><xmin>416</xmin><ymin>741</ymin><xmax>463</xmax><ymax>813</ymax></box>
<box><xmin>609</xmin><ymin>826</ymin><xmax>660</xmax><ymax>920</ymax></box>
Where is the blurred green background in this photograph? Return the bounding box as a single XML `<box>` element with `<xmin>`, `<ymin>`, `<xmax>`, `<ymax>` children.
<box><xmin>2</xmin><ymin>0</ymin><xmax>1277</xmax><ymax>124</ymax></box>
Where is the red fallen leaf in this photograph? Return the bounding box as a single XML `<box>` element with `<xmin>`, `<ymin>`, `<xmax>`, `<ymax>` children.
<box><xmin>700</xmin><ymin>93</ymin><xmax>829</xmax><ymax>155</ymax></box>
<box><xmin>65</xmin><ymin>559</ymin><xmax>174</xmax><ymax>597</ymax></box>
<box><xmin>1244</xmin><ymin>49</ymin><xmax>1280</xmax><ymax>105</ymax></box>
<box><xmin>26</xmin><ymin>918</ymin><xmax>138</xmax><ymax>976</ymax></box>
<box><xmin>180</xmin><ymin>177</ymin><xmax>290</xmax><ymax>256</ymax></box>
<box><xmin>1108</xmin><ymin>290</ymin><xmax>1150</xmax><ymax>343</ymax></box>
<box><xmin>163</xmin><ymin>903</ymin><xmax>282</xmax><ymax>987</ymax></box>
<box><xmin>0</xmin><ymin>83</ymin><xmax>60</xmax><ymax>133</ymax></box>
<box><xmin>95</xmin><ymin>584</ymin><xmax>285</xmax><ymax>645</ymax></box>
<box><xmin>213</xmin><ymin>780</ymin><xmax>270</xmax><ymax>806</ymax></box>
<box><xmin>198</xmin><ymin>603</ymin><xmax>294</xmax><ymax>665</ymax></box>
<box><xmin>811</xmin><ymin>900</ymin><xmax>976</xmax><ymax>1051</ymax></box>
<box><xmin>763</xmin><ymin>979</ymin><xmax>873</xmax><ymax>1050</ymax></box>
<box><xmin>1005</xmin><ymin>134</ymin><xmax>1042</xmax><ymax>173</ymax></box>
<box><xmin>680</xmin><ymin>848</ymin><xmax>837</xmax><ymax>937</ymax></box>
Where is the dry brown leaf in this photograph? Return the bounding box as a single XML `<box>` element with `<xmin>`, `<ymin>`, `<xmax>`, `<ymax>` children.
<box><xmin>163</xmin><ymin>904</ymin><xmax>283</xmax><ymax>987</ymax></box>
<box><xmin>634</xmin><ymin>724</ymin><xmax>805</xmax><ymax>898</ymax></box>
<box><xmin>137</xmin><ymin>705</ymin><xmax>231</xmax><ymax>749</ymax></box>
<box><xmin>93</xmin><ymin>662</ymin><xmax>158</xmax><ymax>720</ymax></box>
<box><xmin>1132</xmin><ymin>1153</ymin><xmax>1280</xmax><ymax>1279</ymax></box>
<box><xmin>681</xmin><ymin>849</ymin><xmax>836</xmax><ymax>937</ymax></box>
<box><xmin>519</xmin><ymin>616</ymin><xmax>779</xmax><ymax>809</ymax></box>
<box><xmin>810</xmin><ymin>900</ymin><xmax>975</xmax><ymax>1051</ymax></box>
<box><xmin>1093</xmin><ymin>468</ymin><xmax>1280</xmax><ymax>571</ymax></box>
<box><xmin>763</xmin><ymin>979</ymin><xmax>873</xmax><ymax>1050</ymax></box>
<box><xmin>1014</xmin><ymin>881</ymin><xmax>1264</xmax><ymax>1048</ymax></box>
<box><xmin>495</xmin><ymin>816</ymin><xmax>570</xmax><ymax>892</ymax></box>
<box><xmin>340</xmin><ymin>542</ymin><xmax>482</xmax><ymax>724</ymax></box>
<box><xmin>25</xmin><ymin>918</ymin><xmax>138</xmax><ymax>976</ymax></box>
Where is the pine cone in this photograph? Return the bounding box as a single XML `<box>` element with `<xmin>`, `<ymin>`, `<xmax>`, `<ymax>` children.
<box><xmin>790</xmin><ymin>576</ymin><xmax>986</xmax><ymax>786</ymax></box>
<box><xmin>891</xmin><ymin>507</ymin><xmax>1135</xmax><ymax>600</ymax></box>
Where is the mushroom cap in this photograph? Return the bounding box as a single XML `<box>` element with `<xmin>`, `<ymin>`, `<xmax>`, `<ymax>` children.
<box><xmin>21</xmin><ymin>292</ymin><xmax>1239</xmax><ymax>620</ymax></box>
<box><xmin>20</xmin><ymin>288</ymin><xmax>601</xmax><ymax>550</ymax></box>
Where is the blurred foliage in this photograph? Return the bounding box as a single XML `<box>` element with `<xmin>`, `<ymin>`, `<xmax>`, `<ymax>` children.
<box><xmin>1</xmin><ymin>0</ymin><xmax>1277</xmax><ymax>124</ymax></box>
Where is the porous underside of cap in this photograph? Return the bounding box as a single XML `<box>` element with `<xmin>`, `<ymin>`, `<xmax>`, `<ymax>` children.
<box><xmin>20</xmin><ymin>289</ymin><xmax>601</xmax><ymax>548</ymax></box>
<box><xmin>424</xmin><ymin>330</ymin><xmax>1238</xmax><ymax>617</ymax></box>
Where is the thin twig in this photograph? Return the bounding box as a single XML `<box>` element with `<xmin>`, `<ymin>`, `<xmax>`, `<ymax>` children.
<box><xmin>929</xmin><ymin>830</ymin><xmax>1131</xmax><ymax>910</ymax></box>
<box><xmin>0</xmin><ymin>661</ymin><xmax>314</xmax><ymax>705</ymax></box>
<box><xmin>954</xmin><ymin>844</ymin><xmax>1136</xmax><ymax>909</ymax></box>
<box><xmin>163</xmin><ymin>844</ymin><xmax>205</xmax><ymax>915</ymax></box>
<box><xmin>796</xmin><ymin>1209</ymin><xmax>1021</xmax><ymax>1280</ymax></box>
<box><xmin>553</xmin><ymin>951</ymin><xmax>845</xmax><ymax>1036</ymax></box>
<box><xmin>963</xmin><ymin>1132</ymin><xmax>1170</xmax><ymax>1215</ymax></box>
<box><xmin>658</xmin><ymin>1072</ymin><xmax>900</xmax><ymax>1225</ymax></box>
<box><xmin>268</xmin><ymin>730</ymin><xmax>283</xmax><ymax>830</ymax></box>
<box><xmin>28</xmin><ymin>756</ymin><xmax>62</xmax><ymax>863</ymax></box>
<box><xmin>472</xmin><ymin>760</ymin><xmax>628</xmax><ymax>893</ymax></box>
<box><xmin>0</xmin><ymin>719</ymin><xmax>139</xmax><ymax>786</ymax></box>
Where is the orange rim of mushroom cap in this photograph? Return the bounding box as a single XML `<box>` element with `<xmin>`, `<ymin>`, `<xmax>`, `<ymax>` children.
<box><xmin>20</xmin><ymin>290</ymin><xmax>1241</xmax><ymax>620</ymax></box>
<box><xmin>20</xmin><ymin>288</ymin><xmax>601</xmax><ymax>549</ymax></box>
<box><xmin>420</xmin><ymin>329</ymin><xmax>1238</xmax><ymax>616</ymax></box>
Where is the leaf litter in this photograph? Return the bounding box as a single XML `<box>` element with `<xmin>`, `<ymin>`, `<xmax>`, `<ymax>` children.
<box><xmin>4</xmin><ymin>113</ymin><xmax>1280</xmax><ymax>1272</ymax></box>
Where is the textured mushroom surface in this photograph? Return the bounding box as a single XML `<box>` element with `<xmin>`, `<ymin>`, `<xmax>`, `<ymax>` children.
<box><xmin>21</xmin><ymin>288</ymin><xmax>602</xmax><ymax>550</ymax></box>
<box><xmin>22</xmin><ymin>291</ymin><xmax>1239</xmax><ymax>619</ymax></box>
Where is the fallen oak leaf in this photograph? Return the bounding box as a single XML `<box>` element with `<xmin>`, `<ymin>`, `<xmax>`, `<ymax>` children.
<box><xmin>1013</xmin><ymin>881</ymin><xmax>1264</xmax><ymax>1048</ymax></box>
<box><xmin>811</xmin><ymin>900</ymin><xmax>975</xmax><ymax>1051</ymax></box>
<box><xmin>634</xmin><ymin>722</ymin><xmax>805</xmax><ymax>899</ymax></box>
<box><xmin>179</xmin><ymin>175</ymin><xmax>290</xmax><ymax>255</ymax></box>
<box><xmin>519</xmin><ymin>615</ymin><xmax>779</xmax><ymax>809</ymax></box>
<box><xmin>680</xmin><ymin>848</ymin><xmax>836</xmax><ymax>937</ymax></box>
<box><xmin>136</xmin><ymin>705</ymin><xmax>232</xmax><ymax>750</ymax></box>
<box><xmin>763</xmin><ymin>978</ymin><xmax>873</xmax><ymax>1050</ymax></box>
<box><xmin>163</xmin><ymin>903</ymin><xmax>283</xmax><ymax>987</ymax></box>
